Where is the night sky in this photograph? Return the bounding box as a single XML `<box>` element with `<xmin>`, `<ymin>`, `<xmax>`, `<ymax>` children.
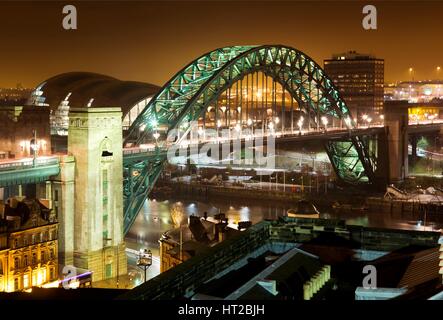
<box><xmin>0</xmin><ymin>1</ymin><xmax>442</xmax><ymax>88</ymax></box>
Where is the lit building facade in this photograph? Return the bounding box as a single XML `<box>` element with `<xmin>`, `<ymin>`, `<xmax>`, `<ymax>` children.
<box><xmin>0</xmin><ymin>198</ymin><xmax>58</xmax><ymax>292</ymax></box>
<box><xmin>384</xmin><ymin>81</ymin><xmax>443</xmax><ymax>103</ymax></box>
<box><xmin>324</xmin><ymin>51</ymin><xmax>384</xmax><ymax>119</ymax></box>
<box><xmin>0</xmin><ymin>87</ymin><xmax>33</xmax><ymax>106</ymax></box>
<box><xmin>0</xmin><ymin>105</ymin><xmax>51</xmax><ymax>159</ymax></box>
<box><xmin>384</xmin><ymin>100</ymin><xmax>442</xmax><ymax>123</ymax></box>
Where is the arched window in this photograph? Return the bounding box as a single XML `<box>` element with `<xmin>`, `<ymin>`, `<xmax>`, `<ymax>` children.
<box><xmin>14</xmin><ymin>257</ymin><xmax>19</xmax><ymax>269</ymax></box>
<box><xmin>100</xmin><ymin>137</ymin><xmax>113</xmax><ymax>157</ymax></box>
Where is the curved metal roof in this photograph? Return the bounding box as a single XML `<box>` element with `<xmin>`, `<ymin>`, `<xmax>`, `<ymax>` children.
<box><xmin>33</xmin><ymin>72</ymin><xmax>160</xmax><ymax>116</ymax></box>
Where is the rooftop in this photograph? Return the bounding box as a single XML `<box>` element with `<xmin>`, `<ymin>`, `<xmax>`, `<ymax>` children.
<box><xmin>326</xmin><ymin>51</ymin><xmax>380</xmax><ymax>61</ymax></box>
<box><xmin>28</xmin><ymin>72</ymin><xmax>160</xmax><ymax>117</ymax></box>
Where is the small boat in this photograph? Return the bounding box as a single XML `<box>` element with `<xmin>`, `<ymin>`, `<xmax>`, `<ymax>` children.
<box><xmin>287</xmin><ymin>200</ymin><xmax>320</xmax><ymax>219</ymax></box>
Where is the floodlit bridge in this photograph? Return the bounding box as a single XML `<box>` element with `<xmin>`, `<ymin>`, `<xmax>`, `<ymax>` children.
<box><xmin>122</xmin><ymin>45</ymin><xmax>382</xmax><ymax>234</ymax></box>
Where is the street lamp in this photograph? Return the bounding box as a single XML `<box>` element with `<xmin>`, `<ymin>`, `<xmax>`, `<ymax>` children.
<box><xmin>153</xmin><ymin>131</ymin><xmax>160</xmax><ymax>147</ymax></box>
<box><xmin>361</xmin><ymin>114</ymin><xmax>368</xmax><ymax>127</ymax></box>
<box><xmin>268</xmin><ymin>121</ymin><xmax>275</xmax><ymax>136</ymax></box>
<box><xmin>150</xmin><ymin>119</ymin><xmax>158</xmax><ymax>129</ymax></box>
<box><xmin>297</xmin><ymin>116</ymin><xmax>304</xmax><ymax>135</ymax></box>
<box><xmin>30</xmin><ymin>130</ymin><xmax>39</xmax><ymax>166</ymax></box>
<box><xmin>137</xmin><ymin>249</ymin><xmax>152</xmax><ymax>283</ymax></box>
<box><xmin>246</xmin><ymin>118</ymin><xmax>253</xmax><ymax>138</ymax></box>
<box><xmin>321</xmin><ymin>116</ymin><xmax>328</xmax><ymax>132</ymax></box>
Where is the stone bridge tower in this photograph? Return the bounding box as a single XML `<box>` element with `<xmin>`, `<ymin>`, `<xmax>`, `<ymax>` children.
<box><xmin>67</xmin><ymin>107</ymin><xmax>127</xmax><ymax>282</ymax></box>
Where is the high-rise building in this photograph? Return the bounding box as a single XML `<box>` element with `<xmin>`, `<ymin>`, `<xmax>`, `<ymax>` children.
<box><xmin>324</xmin><ymin>51</ymin><xmax>384</xmax><ymax>120</ymax></box>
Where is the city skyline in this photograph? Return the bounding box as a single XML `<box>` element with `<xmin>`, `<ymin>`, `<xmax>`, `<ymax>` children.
<box><xmin>0</xmin><ymin>1</ymin><xmax>442</xmax><ymax>88</ymax></box>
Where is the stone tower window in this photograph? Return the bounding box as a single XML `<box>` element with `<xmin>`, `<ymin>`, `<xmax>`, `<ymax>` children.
<box><xmin>101</xmin><ymin>137</ymin><xmax>113</xmax><ymax>157</ymax></box>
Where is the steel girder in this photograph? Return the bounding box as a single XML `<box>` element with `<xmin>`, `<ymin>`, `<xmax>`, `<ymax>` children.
<box><xmin>123</xmin><ymin>149</ymin><xmax>165</xmax><ymax>235</ymax></box>
<box><xmin>122</xmin><ymin>45</ymin><xmax>377</xmax><ymax>233</ymax></box>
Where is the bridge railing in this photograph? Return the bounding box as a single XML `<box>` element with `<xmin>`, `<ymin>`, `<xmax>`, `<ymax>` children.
<box><xmin>0</xmin><ymin>156</ymin><xmax>60</xmax><ymax>172</ymax></box>
<box><xmin>122</xmin><ymin>125</ymin><xmax>388</xmax><ymax>158</ymax></box>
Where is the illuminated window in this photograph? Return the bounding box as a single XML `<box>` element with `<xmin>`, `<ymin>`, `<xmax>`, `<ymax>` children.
<box><xmin>14</xmin><ymin>257</ymin><xmax>19</xmax><ymax>269</ymax></box>
<box><xmin>23</xmin><ymin>274</ymin><xmax>29</xmax><ymax>288</ymax></box>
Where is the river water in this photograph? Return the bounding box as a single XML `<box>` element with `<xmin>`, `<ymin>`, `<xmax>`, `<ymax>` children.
<box><xmin>125</xmin><ymin>195</ymin><xmax>443</xmax><ymax>256</ymax></box>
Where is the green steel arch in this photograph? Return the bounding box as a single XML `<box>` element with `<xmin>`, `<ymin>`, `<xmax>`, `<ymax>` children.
<box><xmin>123</xmin><ymin>45</ymin><xmax>377</xmax><ymax>234</ymax></box>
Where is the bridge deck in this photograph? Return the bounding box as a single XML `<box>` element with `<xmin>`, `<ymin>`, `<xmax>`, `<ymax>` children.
<box><xmin>0</xmin><ymin>156</ymin><xmax>60</xmax><ymax>187</ymax></box>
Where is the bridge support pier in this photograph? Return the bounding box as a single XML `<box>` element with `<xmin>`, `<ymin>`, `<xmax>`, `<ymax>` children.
<box><xmin>372</xmin><ymin>129</ymin><xmax>390</xmax><ymax>189</ymax></box>
<box><xmin>385</xmin><ymin>103</ymin><xmax>409</xmax><ymax>183</ymax></box>
<box><xmin>50</xmin><ymin>155</ymin><xmax>76</xmax><ymax>266</ymax></box>
<box><xmin>440</xmin><ymin>126</ymin><xmax>443</xmax><ymax>151</ymax></box>
<box><xmin>410</xmin><ymin>134</ymin><xmax>418</xmax><ymax>167</ymax></box>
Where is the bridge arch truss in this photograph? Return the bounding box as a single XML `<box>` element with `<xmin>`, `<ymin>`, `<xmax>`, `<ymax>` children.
<box><xmin>123</xmin><ymin>45</ymin><xmax>379</xmax><ymax>234</ymax></box>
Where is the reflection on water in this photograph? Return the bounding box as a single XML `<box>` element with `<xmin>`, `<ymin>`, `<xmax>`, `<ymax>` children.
<box><xmin>126</xmin><ymin>196</ymin><xmax>443</xmax><ymax>255</ymax></box>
